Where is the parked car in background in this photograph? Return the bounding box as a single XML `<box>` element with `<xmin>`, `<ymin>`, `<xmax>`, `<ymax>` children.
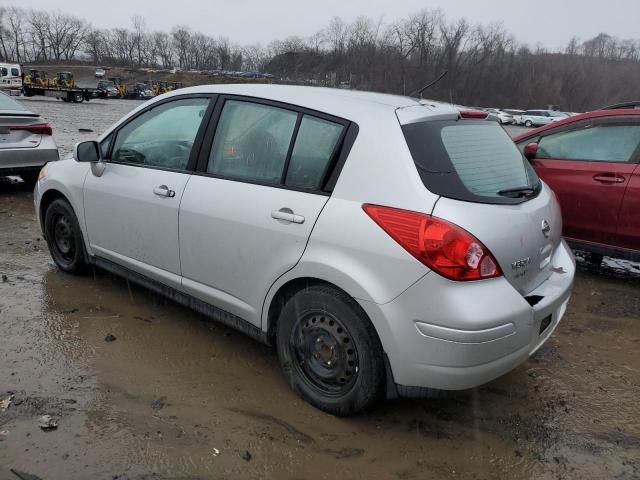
<box><xmin>35</xmin><ymin>85</ymin><xmax>574</xmax><ymax>415</ymax></box>
<box><xmin>96</xmin><ymin>80</ymin><xmax>120</xmax><ymax>98</ymax></box>
<box><xmin>95</xmin><ymin>68</ymin><xmax>106</xmax><ymax>78</ymax></box>
<box><xmin>515</xmin><ymin>108</ymin><xmax>640</xmax><ymax>264</ymax></box>
<box><xmin>0</xmin><ymin>63</ymin><xmax>22</xmax><ymax>95</ymax></box>
<box><xmin>520</xmin><ymin>110</ymin><xmax>565</xmax><ymax>128</ymax></box>
<box><xmin>503</xmin><ymin>109</ymin><xmax>527</xmax><ymax>125</ymax></box>
<box><xmin>0</xmin><ymin>92</ymin><xmax>58</xmax><ymax>186</ymax></box>
<box><xmin>485</xmin><ymin>108</ymin><xmax>515</xmax><ymax>124</ymax></box>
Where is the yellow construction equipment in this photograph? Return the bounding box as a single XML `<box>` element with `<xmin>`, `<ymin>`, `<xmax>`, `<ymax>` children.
<box><xmin>50</xmin><ymin>72</ymin><xmax>75</xmax><ymax>89</ymax></box>
<box><xmin>144</xmin><ymin>80</ymin><xmax>161</xmax><ymax>96</ymax></box>
<box><xmin>24</xmin><ymin>69</ymin><xmax>49</xmax><ymax>87</ymax></box>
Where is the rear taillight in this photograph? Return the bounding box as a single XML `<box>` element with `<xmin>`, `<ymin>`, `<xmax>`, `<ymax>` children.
<box><xmin>362</xmin><ymin>204</ymin><xmax>502</xmax><ymax>281</ymax></box>
<box><xmin>10</xmin><ymin>123</ymin><xmax>53</xmax><ymax>135</ymax></box>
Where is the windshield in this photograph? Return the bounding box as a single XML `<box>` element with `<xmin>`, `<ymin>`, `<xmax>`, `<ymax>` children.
<box><xmin>402</xmin><ymin>119</ymin><xmax>541</xmax><ymax>204</ymax></box>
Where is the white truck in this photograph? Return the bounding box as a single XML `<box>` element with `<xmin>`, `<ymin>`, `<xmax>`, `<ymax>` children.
<box><xmin>0</xmin><ymin>63</ymin><xmax>22</xmax><ymax>95</ymax></box>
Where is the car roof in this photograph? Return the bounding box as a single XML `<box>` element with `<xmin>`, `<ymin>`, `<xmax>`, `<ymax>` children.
<box><xmin>158</xmin><ymin>84</ymin><xmax>461</xmax><ymax>123</ymax></box>
<box><xmin>513</xmin><ymin>108</ymin><xmax>640</xmax><ymax>142</ymax></box>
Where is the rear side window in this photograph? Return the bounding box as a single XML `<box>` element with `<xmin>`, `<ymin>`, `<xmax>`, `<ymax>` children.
<box><xmin>403</xmin><ymin>120</ymin><xmax>540</xmax><ymax>204</ymax></box>
<box><xmin>207</xmin><ymin>100</ymin><xmax>297</xmax><ymax>183</ymax></box>
<box><xmin>286</xmin><ymin>115</ymin><xmax>344</xmax><ymax>189</ymax></box>
<box><xmin>537</xmin><ymin>124</ymin><xmax>640</xmax><ymax>162</ymax></box>
<box><xmin>11</xmin><ymin>68</ymin><xmax>19</xmax><ymax>76</ymax></box>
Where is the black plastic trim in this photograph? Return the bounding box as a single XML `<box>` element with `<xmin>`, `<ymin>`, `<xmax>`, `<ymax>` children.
<box><xmin>89</xmin><ymin>256</ymin><xmax>270</xmax><ymax>345</ymax></box>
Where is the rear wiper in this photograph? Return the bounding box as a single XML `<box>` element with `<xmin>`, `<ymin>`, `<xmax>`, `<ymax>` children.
<box><xmin>497</xmin><ymin>186</ymin><xmax>536</xmax><ymax>198</ymax></box>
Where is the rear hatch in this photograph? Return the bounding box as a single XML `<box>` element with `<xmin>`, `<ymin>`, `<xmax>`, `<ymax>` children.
<box><xmin>402</xmin><ymin>117</ymin><xmax>561</xmax><ymax>295</ymax></box>
<box><xmin>0</xmin><ymin>94</ymin><xmax>45</xmax><ymax>149</ymax></box>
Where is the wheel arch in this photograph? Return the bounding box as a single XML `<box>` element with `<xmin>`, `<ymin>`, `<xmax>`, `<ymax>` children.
<box><xmin>263</xmin><ymin>274</ymin><xmax>391</xmax><ymax>357</ymax></box>
<box><xmin>39</xmin><ymin>188</ymin><xmax>68</xmax><ymax>234</ymax></box>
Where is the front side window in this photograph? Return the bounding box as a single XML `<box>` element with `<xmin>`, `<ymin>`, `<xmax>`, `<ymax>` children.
<box><xmin>285</xmin><ymin>115</ymin><xmax>344</xmax><ymax>189</ymax></box>
<box><xmin>207</xmin><ymin>100</ymin><xmax>298</xmax><ymax>183</ymax></box>
<box><xmin>100</xmin><ymin>133</ymin><xmax>113</xmax><ymax>158</ymax></box>
<box><xmin>0</xmin><ymin>68</ymin><xmax>7</xmax><ymax>77</ymax></box>
<box><xmin>537</xmin><ymin>124</ymin><xmax>640</xmax><ymax>162</ymax></box>
<box><xmin>111</xmin><ymin>98</ymin><xmax>209</xmax><ymax>170</ymax></box>
<box><xmin>11</xmin><ymin>68</ymin><xmax>19</xmax><ymax>77</ymax></box>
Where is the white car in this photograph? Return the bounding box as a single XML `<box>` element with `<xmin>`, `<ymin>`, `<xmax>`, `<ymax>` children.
<box><xmin>94</xmin><ymin>68</ymin><xmax>106</xmax><ymax>78</ymax></box>
<box><xmin>485</xmin><ymin>108</ymin><xmax>515</xmax><ymax>125</ymax></box>
<box><xmin>34</xmin><ymin>85</ymin><xmax>575</xmax><ymax>415</ymax></box>
<box><xmin>520</xmin><ymin>110</ymin><xmax>566</xmax><ymax>128</ymax></box>
<box><xmin>502</xmin><ymin>109</ymin><xmax>527</xmax><ymax>125</ymax></box>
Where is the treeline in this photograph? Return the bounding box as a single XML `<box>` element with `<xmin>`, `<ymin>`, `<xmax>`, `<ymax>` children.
<box><xmin>1</xmin><ymin>6</ymin><xmax>640</xmax><ymax>110</ymax></box>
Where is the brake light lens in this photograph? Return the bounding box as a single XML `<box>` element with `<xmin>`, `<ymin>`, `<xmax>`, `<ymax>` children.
<box><xmin>10</xmin><ymin>123</ymin><xmax>53</xmax><ymax>135</ymax></box>
<box><xmin>362</xmin><ymin>204</ymin><xmax>502</xmax><ymax>281</ymax></box>
<box><xmin>459</xmin><ymin>110</ymin><xmax>489</xmax><ymax>119</ymax></box>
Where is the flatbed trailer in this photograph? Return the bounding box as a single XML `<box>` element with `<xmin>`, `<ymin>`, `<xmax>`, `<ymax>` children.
<box><xmin>22</xmin><ymin>85</ymin><xmax>96</xmax><ymax>103</ymax></box>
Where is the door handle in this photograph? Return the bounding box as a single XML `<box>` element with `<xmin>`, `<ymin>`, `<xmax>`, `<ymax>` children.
<box><xmin>153</xmin><ymin>185</ymin><xmax>176</xmax><ymax>198</ymax></box>
<box><xmin>271</xmin><ymin>208</ymin><xmax>305</xmax><ymax>224</ymax></box>
<box><xmin>593</xmin><ymin>173</ymin><xmax>626</xmax><ymax>184</ymax></box>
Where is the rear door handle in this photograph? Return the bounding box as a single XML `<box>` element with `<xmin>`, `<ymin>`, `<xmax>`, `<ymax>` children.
<box><xmin>271</xmin><ymin>208</ymin><xmax>305</xmax><ymax>224</ymax></box>
<box><xmin>153</xmin><ymin>185</ymin><xmax>176</xmax><ymax>197</ymax></box>
<box><xmin>593</xmin><ymin>173</ymin><xmax>626</xmax><ymax>184</ymax></box>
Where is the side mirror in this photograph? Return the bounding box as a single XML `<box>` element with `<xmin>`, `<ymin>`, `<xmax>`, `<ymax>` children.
<box><xmin>74</xmin><ymin>140</ymin><xmax>101</xmax><ymax>163</ymax></box>
<box><xmin>523</xmin><ymin>142</ymin><xmax>538</xmax><ymax>161</ymax></box>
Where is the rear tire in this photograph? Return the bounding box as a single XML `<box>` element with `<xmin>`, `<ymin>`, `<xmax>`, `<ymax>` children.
<box><xmin>73</xmin><ymin>93</ymin><xmax>84</xmax><ymax>103</ymax></box>
<box><xmin>44</xmin><ymin>199</ymin><xmax>88</xmax><ymax>274</ymax></box>
<box><xmin>276</xmin><ymin>285</ymin><xmax>385</xmax><ymax>416</ymax></box>
<box><xmin>525</xmin><ymin>120</ymin><xmax>533</xmax><ymax>128</ymax></box>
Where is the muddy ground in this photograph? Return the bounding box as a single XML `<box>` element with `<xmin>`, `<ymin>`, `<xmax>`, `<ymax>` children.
<box><xmin>1</xmin><ymin>97</ymin><xmax>639</xmax><ymax>480</ymax></box>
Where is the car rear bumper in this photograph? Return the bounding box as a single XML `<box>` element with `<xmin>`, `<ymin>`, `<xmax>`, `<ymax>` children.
<box><xmin>359</xmin><ymin>239</ymin><xmax>575</xmax><ymax>393</ymax></box>
<box><xmin>0</xmin><ymin>145</ymin><xmax>59</xmax><ymax>172</ymax></box>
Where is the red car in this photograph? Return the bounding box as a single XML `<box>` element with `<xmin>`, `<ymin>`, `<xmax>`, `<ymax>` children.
<box><xmin>514</xmin><ymin>105</ymin><xmax>640</xmax><ymax>264</ymax></box>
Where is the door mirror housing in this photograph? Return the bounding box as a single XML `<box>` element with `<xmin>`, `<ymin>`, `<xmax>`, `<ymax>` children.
<box><xmin>74</xmin><ymin>140</ymin><xmax>101</xmax><ymax>163</ymax></box>
<box><xmin>523</xmin><ymin>142</ymin><xmax>538</xmax><ymax>161</ymax></box>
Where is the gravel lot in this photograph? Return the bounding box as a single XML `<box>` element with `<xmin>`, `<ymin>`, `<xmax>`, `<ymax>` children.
<box><xmin>0</xmin><ymin>96</ymin><xmax>638</xmax><ymax>480</ymax></box>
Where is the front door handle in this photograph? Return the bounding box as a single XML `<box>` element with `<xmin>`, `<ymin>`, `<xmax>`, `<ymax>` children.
<box><xmin>271</xmin><ymin>208</ymin><xmax>305</xmax><ymax>224</ymax></box>
<box><xmin>153</xmin><ymin>185</ymin><xmax>176</xmax><ymax>198</ymax></box>
<box><xmin>593</xmin><ymin>173</ymin><xmax>626</xmax><ymax>184</ymax></box>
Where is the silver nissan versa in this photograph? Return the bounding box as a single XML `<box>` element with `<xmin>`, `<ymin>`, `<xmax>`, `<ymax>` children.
<box><xmin>34</xmin><ymin>84</ymin><xmax>575</xmax><ymax>415</ymax></box>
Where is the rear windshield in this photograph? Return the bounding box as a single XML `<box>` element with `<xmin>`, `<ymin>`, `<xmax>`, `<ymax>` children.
<box><xmin>402</xmin><ymin>120</ymin><xmax>540</xmax><ymax>204</ymax></box>
<box><xmin>0</xmin><ymin>92</ymin><xmax>26</xmax><ymax>111</ymax></box>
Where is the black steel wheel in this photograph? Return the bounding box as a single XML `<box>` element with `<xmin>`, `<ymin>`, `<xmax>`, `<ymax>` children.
<box><xmin>44</xmin><ymin>198</ymin><xmax>88</xmax><ymax>274</ymax></box>
<box><xmin>276</xmin><ymin>284</ymin><xmax>385</xmax><ymax>415</ymax></box>
<box><xmin>291</xmin><ymin>310</ymin><xmax>359</xmax><ymax>396</ymax></box>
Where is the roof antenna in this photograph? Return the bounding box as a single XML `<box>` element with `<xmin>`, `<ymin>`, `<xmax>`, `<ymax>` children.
<box><xmin>410</xmin><ymin>70</ymin><xmax>448</xmax><ymax>99</ymax></box>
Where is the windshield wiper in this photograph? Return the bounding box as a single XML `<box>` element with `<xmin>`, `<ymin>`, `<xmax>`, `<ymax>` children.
<box><xmin>497</xmin><ymin>186</ymin><xmax>536</xmax><ymax>198</ymax></box>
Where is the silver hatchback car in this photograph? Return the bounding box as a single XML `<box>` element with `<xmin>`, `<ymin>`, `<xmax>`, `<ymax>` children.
<box><xmin>34</xmin><ymin>85</ymin><xmax>575</xmax><ymax>415</ymax></box>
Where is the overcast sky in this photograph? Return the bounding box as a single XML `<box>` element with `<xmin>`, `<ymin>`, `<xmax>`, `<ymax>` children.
<box><xmin>8</xmin><ymin>0</ymin><xmax>640</xmax><ymax>49</ymax></box>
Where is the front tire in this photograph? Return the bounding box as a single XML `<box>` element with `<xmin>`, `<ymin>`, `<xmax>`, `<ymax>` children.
<box><xmin>525</xmin><ymin>120</ymin><xmax>533</xmax><ymax>128</ymax></box>
<box><xmin>276</xmin><ymin>285</ymin><xmax>385</xmax><ymax>416</ymax></box>
<box><xmin>44</xmin><ymin>199</ymin><xmax>88</xmax><ymax>274</ymax></box>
